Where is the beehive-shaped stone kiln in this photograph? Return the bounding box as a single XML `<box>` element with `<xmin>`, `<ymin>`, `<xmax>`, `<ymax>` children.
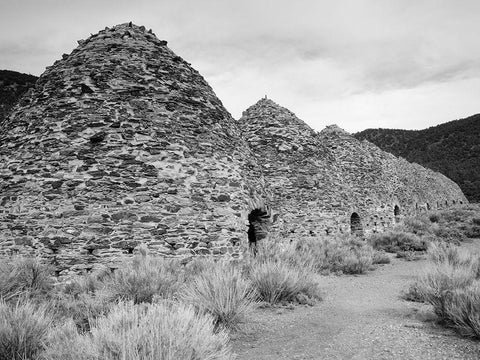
<box><xmin>240</xmin><ymin>98</ymin><xmax>467</xmax><ymax>238</ymax></box>
<box><xmin>0</xmin><ymin>23</ymin><xmax>267</xmax><ymax>274</ymax></box>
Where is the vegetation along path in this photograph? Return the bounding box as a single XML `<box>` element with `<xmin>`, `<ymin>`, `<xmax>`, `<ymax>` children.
<box><xmin>233</xmin><ymin>242</ymin><xmax>480</xmax><ymax>359</ymax></box>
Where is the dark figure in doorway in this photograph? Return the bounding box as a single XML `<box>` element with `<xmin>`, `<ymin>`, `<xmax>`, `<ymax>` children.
<box><xmin>248</xmin><ymin>222</ymin><xmax>257</xmax><ymax>256</ymax></box>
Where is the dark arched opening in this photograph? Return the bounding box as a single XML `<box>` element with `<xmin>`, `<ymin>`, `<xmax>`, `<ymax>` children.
<box><xmin>427</xmin><ymin>203</ymin><xmax>431</xmax><ymax>210</ymax></box>
<box><xmin>394</xmin><ymin>205</ymin><xmax>401</xmax><ymax>223</ymax></box>
<box><xmin>350</xmin><ymin>212</ymin><xmax>363</xmax><ymax>236</ymax></box>
<box><xmin>248</xmin><ymin>208</ymin><xmax>269</xmax><ymax>254</ymax></box>
<box><xmin>452</xmin><ymin>200</ymin><xmax>456</xmax><ymax>205</ymax></box>
<box><xmin>460</xmin><ymin>201</ymin><xmax>463</xmax><ymax>205</ymax></box>
<box><xmin>445</xmin><ymin>200</ymin><xmax>448</xmax><ymax>206</ymax></box>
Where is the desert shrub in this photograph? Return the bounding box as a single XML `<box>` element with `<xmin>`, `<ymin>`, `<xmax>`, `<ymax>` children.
<box><xmin>443</xmin><ymin>281</ymin><xmax>480</xmax><ymax>339</ymax></box>
<box><xmin>253</xmin><ymin>235</ymin><xmax>381</xmax><ymax>275</ymax></box>
<box><xmin>400</xmin><ymin>216</ymin><xmax>433</xmax><ymax>236</ymax></box>
<box><xmin>0</xmin><ymin>300</ymin><xmax>52</xmax><ymax>360</ymax></box>
<box><xmin>248</xmin><ymin>260</ymin><xmax>320</xmax><ymax>304</ymax></box>
<box><xmin>50</xmin><ymin>291</ymin><xmax>112</xmax><ymax>332</ymax></box>
<box><xmin>0</xmin><ymin>257</ymin><xmax>53</xmax><ymax>302</ymax></box>
<box><xmin>416</xmin><ymin>262</ymin><xmax>477</xmax><ymax>320</ymax></box>
<box><xmin>103</xmin><ymin>254</ymin><xmax>184</xmax><ymax>304</ymax></box>
<box><xmin>439</xmin><ymin>208</ymin><xmax>472</xmax><ymax>223</ymax></box>
<box><xmin>402</xmin><ymin>281</ymin><xmax>425</xmax><ymax>302</ymax></box>
<box><xmin>40</xmin><ymin>320</ymin><xmax>97</xmax><ymax>360</ymax></box>
<box><xmin>465</xmin><ymin>224</ymin><xmax>480</xmax><ymax>239</ymax></box>
<box><xmin>289</xmin><ymin>236</ymin><xmax>376</xmax><ymax>274</ymax></box>
<box><xmin>473</xmin><ymin>217</ymin><xmax>480</xmax><ymax>226</ymax></box>
<box><xmin>369</xmin><ymin>231</ymin><xmax>428</xmax><ymax>254</ymax></box>
<box><xmin>61</xmin><ymin>268</ymin><xmax>111</xmax><ymax>298</ymax></box>
<box><xmin>428</xmin><ymin>242</ymin><xmax>479</xmax><ymax>270</ymax></box>
<box><xmin>182</xmin><ymin>262</ymin><xmax>256</xmax><ymax>329</ymax></box>
<box><xmin>432</xmin><ymin>226</ymin><xmax>465</xmax><ymax>243</ymax></box>
<box><xmin>396</xmin><ymin>250</ymin><xmax>422</xmax><ymax>261</ymax></box>
<box><xmin>429</xmin><ymin>213</ymin><xmax>441</xmax><ymax>223</ymax></box>
<box><xmin>372</xmin><ymin>251</ymin><xmax>391</xmax><ymax>264</ymax></box>
<box><xmin>90</xmin><ymin>301</ymin><xmax>234</xmax><ymax>360</ymax></box>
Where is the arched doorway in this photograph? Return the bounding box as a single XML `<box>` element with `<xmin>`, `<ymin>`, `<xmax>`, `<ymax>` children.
<box><xmin>350</xmin><ymin>212</ymin><xmax>363</xmax><ymax>236</ymax></box>
<box><xmin>248</xmin><ymin>208</ymin><xmax>269</xmax><ymax>254</ymax></box>
<box><xmin>427</xmin><ymin>203</ymin><xmax>431</xmax><ymax>210</ymax></box>
<box><xmin>394</xmin><ymin>205</ymin><xmax>401</xmax><ymax>223</ymax></box>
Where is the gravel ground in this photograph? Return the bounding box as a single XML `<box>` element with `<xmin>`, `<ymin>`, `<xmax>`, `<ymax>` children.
<box><xmin>232</xmin><ymin>242</ymin><xmax>480</xmax><ymax>359</ymax></box>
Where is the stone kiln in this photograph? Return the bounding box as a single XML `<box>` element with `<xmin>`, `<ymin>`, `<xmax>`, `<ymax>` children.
<box><xmin>0</xmin><ymin>24</ymin><xmax>468</xmax><ymax>274</ymax></box>
<box><xmin>0</xmin><ymin>23</ymin><xmax>266</xmax><ymax>274</ymax></box>
<box><xmin>239</xmin><ymin>98</ymin><xmax>467</xmax><ymax>240</ymax></box>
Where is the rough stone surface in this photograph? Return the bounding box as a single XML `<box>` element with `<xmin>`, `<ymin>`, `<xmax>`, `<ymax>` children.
<box><xmin>0</xmin><ymin>24</ymin><xmax>468</xmax><ymax>275</ymax></box>
<box><xmin>0</xmin><ymin>23</ymin><xmax>266</xmax><ymax>275</ymax></box>
<box><xmin>239</xmin><ymin>99</ymin><xmax>467</xmax><ymax>239</ymax></box>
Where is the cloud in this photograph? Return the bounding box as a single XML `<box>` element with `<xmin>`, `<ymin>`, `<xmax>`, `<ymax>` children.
<box><xmin>0</xmin><ymin>0</ymin><xmax>479</xmax><ymax>131</ymax></box>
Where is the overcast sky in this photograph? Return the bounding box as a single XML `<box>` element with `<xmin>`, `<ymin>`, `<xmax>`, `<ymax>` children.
<box><xmin>1</xmin><ymin>0</ymin><xmax>479</xmax><ymax>133</ymax></box>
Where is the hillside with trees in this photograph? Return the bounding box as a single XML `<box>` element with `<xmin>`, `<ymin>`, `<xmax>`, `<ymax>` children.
<box><xmin>0</xmin><ymin>69</ymin><xmax>38</xmax><ymax>123</ymax></box>
<box><xmin>354</xmin><ymin>114</ymin><xmax>480</xmax><ymax>202</ymax></box>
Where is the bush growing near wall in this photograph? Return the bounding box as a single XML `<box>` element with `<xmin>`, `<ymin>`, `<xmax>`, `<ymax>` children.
<box><xmin>102</xmin><ymin>253</ymin><xmax>185</xmax><ymax>304</ymax></box>
<box><xmin>247</xmin><ymin>260</ymin><xmax>321</xmax><ymax>305</ymax></box>
<box><xmin>182</xmin><ymin>262</ymin><xmax>257</xmax><ymax>329</ymax></box>
<box><xmin>255</xmin><ymin>235</ymin><xmax>382</xmax><ymax>275</ymax></box>
<box><xmin>0</xmin><ymin>300</ymin><xmax>52</xmax><ymax>360</ymax></box>
<box><xmin>369</xmin><ymin>231</ymin><xmax>428</xmax><ymax>254</ymax></box>
<box><xmin>40</xmin><ymin>320</ymin><xmax>97</xmax><ymax>360</ymax></box>
<box><xmin>0</xmin><ymin>257</ymin><xmax>53</xmax><ymax>302</ymax></box>
<box><xmin>42</xmin><ymin>301</ymin><xmax>235</xmax><ymax>360</ymax></box>
<box><xmin>51</xmin><ymin>291</ymin><xmax>112</xmax><ymax>333</ymax></box>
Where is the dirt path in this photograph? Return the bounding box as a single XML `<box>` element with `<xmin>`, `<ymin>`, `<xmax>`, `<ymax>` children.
<box><xmin>232</xmin><ymin>244</ymin><xmax>480</xmax><ymax>359</ymax></box>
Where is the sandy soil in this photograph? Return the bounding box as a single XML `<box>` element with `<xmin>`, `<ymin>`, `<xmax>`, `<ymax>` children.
<box><xmin>232</xmin><ymin>241</ymin><xmax>480</xmax><ymax>359</ymax></box>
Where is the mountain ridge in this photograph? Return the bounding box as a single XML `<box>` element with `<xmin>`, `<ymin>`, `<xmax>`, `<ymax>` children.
<box><xmin>354</xmin><ymin>114</ymin><xmax>480</xmax><ymax>202</ymax></box>
<box><xmin>0</xmin><ymin>69</ymin><xmax>38</xmax><ymax>123</ymax></box>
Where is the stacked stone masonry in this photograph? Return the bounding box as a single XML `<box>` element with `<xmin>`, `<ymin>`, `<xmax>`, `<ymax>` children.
<box><xmin>0</xmin><ymin>24</ymin><xmax>467</xmax><ymax>275</ymax></box>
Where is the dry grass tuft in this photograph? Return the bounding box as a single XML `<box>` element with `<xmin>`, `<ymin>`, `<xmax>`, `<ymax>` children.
<box><xmin>0</xmin><ymin>300</ymin><xmax>52</xmax><ymax>360</ymax></box>
<box><xmin>247</xmin><ymin>260</ymin><xmax>321</xmax><ymax>305</ymax></box>
<box><xmin>0</xmin><ymin>257</ymin><xmax>53</xmax><ymax>302</ymax></box>
<box><xmin>181</xmin><ymin>262</ymin><xmax>257</xmax><ymax>329</ymax></box>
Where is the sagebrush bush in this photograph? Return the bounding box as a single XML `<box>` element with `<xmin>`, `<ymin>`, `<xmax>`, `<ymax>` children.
<box><xmin>248</xmin><ymin>260</ymin><xmax>320</xmax><ymax>304</ymax></box>
<box><xmin>428</xmin><ymin>242</ymin><xmax>479</xmax><ymax>271</ymax></box>
<box><xmin>402</xmin><ymin>281</ymin><xmax>425</xmax><ymax>302</ymax></box>
<box><xmin>255</xmin><ymin>236</ymin><xmax>378</xmax><ymax>275</ymax></box>
<box><xmin>91</xmin><ymin>301</ymin><xmax>234</xmax><ymax>360</ymax></box>
<box><xmin>443</xmin><ymin>281</ymin><xmax>480</xmax><ymax>339</ymax></box>
<box><xmin>182</xmin><ymin>262</ymin><xmax>256</xmax><ymax>329</ymax></box>
<box><xmin>0</xmin><ymin>300</ymin><xmax>52</xmax><ymax>360</ymax></box>
<box><xmin>400</xmin><ymin>216</ymin><xmax>433</xmax><ymax>236</ymax></box>
<box><xmin>51</xmin><ymin>291</ymin><xmax>112</xmax><ymax>332</ymax></box>
<box><xmin>41</xmin><ymin>302</ymin><xmax>235</xmax><ymax>360</ymax></box>
<box><xmin>103</xmin><ymin>254</ymin><xmax>184</xmax><ymax>303</ymax></box>
<box><xmin>372</xmin><ymin>250</ymin><xmax>391</xmax><ymax>265</ymax></box>
<box><xmin>40</xmin><ymin>320</ymin><xmax>97</xmax><ymax>360</ymax></box>
<box><xmin>417</xmin><ymin>262</ymin><xmax>476</xmax><ymax>320</ymax></box>
<box><xmin>369</xmin><ymin>231</ymin><xmax>428</xmax><ymax>254</ymax></box>
<box><xmin>412</xmin><ymin>242</ymin><xmax>480</xmax><ymax>326</ymax></box>
<box><xmin>0</xmin><ymin>257</ymin><xmax>53</xmax><ymax>302</ymax></box>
